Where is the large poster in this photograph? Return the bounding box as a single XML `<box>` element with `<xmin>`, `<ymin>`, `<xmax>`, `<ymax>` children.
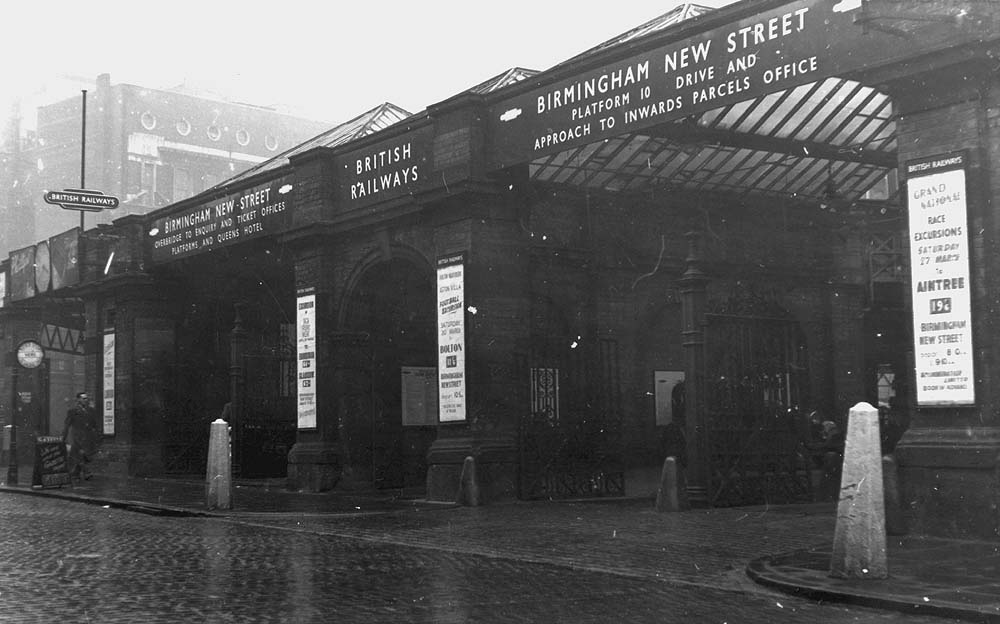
<box><xmin>50</xmin><ymin>228</ymin><xmax>80</xmax><ymax>290</ymax></box>
<box><xmin>102</xmin><ymin>332</ymin><xmax>115</xmax><ymax>435</ymax></box>
<box><xmin>9</xmin><ymin>245</ymin><xmax>35</xmax><ymax>302</ymax></box>
<box><xmin>401</xmin><ymin>367</ymin><xmax>438</xmax><ymax>426</ymax></box>
<box><xmin>437</xmin><ymin>254</ymin><xmax>466</xmax><ymax>423</ymax></box>
<box><xmin>907</xmin><ymin>151</ymin><xmax>974</xmax><ymax>406</ymax></box>
<box><xmin>296</xmin><ymin>290</ymin><xmax>317</xmax><ymax>429</ymax></box>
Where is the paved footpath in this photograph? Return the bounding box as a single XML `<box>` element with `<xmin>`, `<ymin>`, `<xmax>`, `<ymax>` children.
<box><xmin>0</xmin><ymin>494</ymin><xmax>965</xmax><ymax>623</ymax></box>
<box><xmin>2</xmin><ymin>468</ymin><xmax>998</xmax><ymax>622</ymax></box>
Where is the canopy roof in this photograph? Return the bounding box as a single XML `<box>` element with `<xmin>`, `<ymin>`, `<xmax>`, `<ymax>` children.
<box><xmin>530</xmin><ymin>75</ymin><xmax>895</xmax><ymax>203</ymax></box>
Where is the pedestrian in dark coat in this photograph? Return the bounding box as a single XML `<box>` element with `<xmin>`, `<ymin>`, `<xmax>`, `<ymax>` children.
<box><xmin>63</xmin><ymin>392</ymin><xmax>98</xmax><ymax>480</ymax></box>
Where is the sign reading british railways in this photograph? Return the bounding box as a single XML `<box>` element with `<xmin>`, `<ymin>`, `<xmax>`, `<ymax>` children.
<box><xmin>336</xmin><ymin>126</ymin><xmax>430</xmax><ymax>209</ymax></box>
<box><xmin>907</xmin><ymin>151</ymin><xmax>974</xmax><ymax>407</ymax></box>
<box><xmin>149</xmin><ymin>177</ymin><xmax>293</xmax><ymax>262</ymax></box>
<box><xmin>43</xmin><ymin>188</ymin><xmax>120</xmax><ymax>212</ymax></box>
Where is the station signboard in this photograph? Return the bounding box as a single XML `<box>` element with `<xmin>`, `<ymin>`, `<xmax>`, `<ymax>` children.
<box><xmin>489</xmin><ymin>0</ymin><xmax>1000</xmax><ymax>168</ymax></box>
<box><xmin>43</xmin><ymin>188</ymin><xmax>119</xmax><ymax>212</ymax></box>
<box><xmin>148</xmin><ymin>176</ymin><xmax>294</xmax><ymax>263</ymax></box>
<box><xmin>334</xmin><ymin>125</ymin><xmax>432</xmax><ymax>210</ymax></box>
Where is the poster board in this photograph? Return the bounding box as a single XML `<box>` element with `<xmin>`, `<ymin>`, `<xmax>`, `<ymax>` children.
<box><xmin>296</xmin><ymin>289</ymin><xmax>317</xmax><ymax>429</ymax></box>
<box><xmin>906</xmin><ymin>151</ymin><xmax>975</xmax><ymax>406</ymax></box>
<box><xmin>654</xmin><ymin>371</ymin><xmax>685</xmax><ymax>426</ymax></box>
<box><xmin>102</xmin><ymin>333</ymin><xmax>116</xmax><ymax>435</ymax></box>
<box><xmin>32</xmin><ymin>436</ymin><xmax>71</xmax><ymax>488</ymax></box>
<box><xmin>437</xmin><ymin>254</ymin><xmax>467</xmax><ymax>422</ymax></box>
<box><xmin>402</xmin><ymin>367</ymin><xmax>438</xmax><ymax>426</ymax></box>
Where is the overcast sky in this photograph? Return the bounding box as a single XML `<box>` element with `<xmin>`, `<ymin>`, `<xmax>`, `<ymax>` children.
<box><xmin>1</xmin><ymin>0</ymin><xmax>734</xmax><ymax>130</ymax></box>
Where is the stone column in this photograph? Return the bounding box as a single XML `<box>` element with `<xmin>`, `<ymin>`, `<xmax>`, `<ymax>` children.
<box><xmin>286</xmin><ymin>246</ymin><xmax>341</xmax><ymax>492</ymax></box>
<box><xmin>425</xmin><ymin>195</ymin><xmax>525</xmax><ymax>503</ymax></box>
<box><xmin>889</xmin><ymin>64</ymin><xmax>1000</xmax><ymax>539</ymax></box>
<box><xmin>679</xmin><ymin>231</ymin><xmax>709</xmax><ymax>504</ymax></box>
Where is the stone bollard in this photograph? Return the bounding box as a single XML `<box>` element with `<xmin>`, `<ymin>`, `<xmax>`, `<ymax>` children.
<box><xmin>455</xmin><ymin>455</ymin><xmax>481</xmax><ymax>506</ymax></box>
<box><xmin>1</xmin><ymin>425</ymin><xmax>10</xmax><ymax>472</ymax></box>
<box><xmin>882</xmin><ymin>454</ymin><xmax>906</xmax><ymax>536</ymax></box>
<box><xmin>205</xmin><ymin>419</ymin><xmax>232</xmax><ymax>510</ymax></box>
<box><xmin>830</xmin><ymin>402</ymin><xmax>887</xmax><ymax>579</ymax></box>
<box><xmin>655</xmin><ymin>456</ymin><xmax>689</xmax><ymax>512</ymax></box>
<box><xmin>6</xmin><ymin>424</ymin><xmax>17</xmax><ymax>486</ymax></box>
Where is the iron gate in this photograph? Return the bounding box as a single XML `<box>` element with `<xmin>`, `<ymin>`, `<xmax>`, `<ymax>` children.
<box><xmin>518</xmin><ymin>338</ymin><xmax>624</xmax><ymax>499</ymax></box>
<box><xmin>235</xmin><ymin>348</ymin><xmax>296</xmax><ymax>478</ymax></box>
<box><xmin>702</xmin><ymin>312</ymin><xmax>812</xmax><ymax>506</ymax></box>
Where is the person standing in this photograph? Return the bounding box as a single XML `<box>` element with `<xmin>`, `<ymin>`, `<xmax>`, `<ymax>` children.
<box><xmin>63</xmin><ymin>392</ymin><xmax>98</xmax><ymax>480</ymax></box>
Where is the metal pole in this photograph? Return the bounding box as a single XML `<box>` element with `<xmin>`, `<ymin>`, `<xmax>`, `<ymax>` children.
<box><xmin>7</xmin><ymin>367</ymin><xmax>18</xmax><ymax>486</ymax></box>
<box><xmin>80</xmin><ymin>89</ymin><xmax>86</xmax><ymax>232</ymax></box>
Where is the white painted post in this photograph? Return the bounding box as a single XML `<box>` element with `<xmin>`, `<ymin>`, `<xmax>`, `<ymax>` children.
<box><xmin>205</xmin><ymin>419</ymin><xmax>232</xmax><ymax>510</ymax></box>
<box><xmin>456</xmin><ymin>455</ymin><xmax>481</xmax><ymax>506</ymax></box>
<box><xmin>655</xmin><ymin>456</ymin><xmax>689</xmax><ymax>512</ymax></box>
<box><xmin>830</xmin><ymin>402</ymin><xmax>887</xmax><ymax>579</ymax></box>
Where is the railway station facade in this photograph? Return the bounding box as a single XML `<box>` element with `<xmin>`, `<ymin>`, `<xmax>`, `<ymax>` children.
<box><xmin>3</xmin><ymin>0</ymin><xmax>1000</xmax><ymax>539</ymax></box>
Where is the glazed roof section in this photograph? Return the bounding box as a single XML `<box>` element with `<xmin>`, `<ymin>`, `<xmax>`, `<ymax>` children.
<box><xmin>559</xmin><ymin>3</ymin><xmax>718</xmax><ymax>66</ymax></box>
<box><xmin>220</xmin><ymin>102</ymin><xmax>413</xmax><ymax>187</ymax></box>
<box><xmin>530</xmin><ymin>76</ymin><xmax>895</xmax><ymax>202</ymax></box>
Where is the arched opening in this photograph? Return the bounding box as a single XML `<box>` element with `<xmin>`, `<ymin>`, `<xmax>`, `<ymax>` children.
<box><xmin>339</xmin><ymin>256</ymin><xmax>436</xmax><ymax>489</ymax></box>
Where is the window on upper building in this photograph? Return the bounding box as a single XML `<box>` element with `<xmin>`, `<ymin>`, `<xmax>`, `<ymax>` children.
<box><xmin>173</xmin><ymin>167</ymin><xmax>193</xmax><ymax>202</ymax></box>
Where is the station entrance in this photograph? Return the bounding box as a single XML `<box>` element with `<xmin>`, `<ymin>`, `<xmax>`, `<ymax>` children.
<box><xmin>338</xmin><ymin>256</ymin><xmax>436</xmax><ymax>489</ymax></box>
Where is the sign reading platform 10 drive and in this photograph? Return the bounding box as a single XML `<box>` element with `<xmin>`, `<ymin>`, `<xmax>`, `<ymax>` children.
<box><xmin>907</xmin><ymin>151</ymin><xmax>974</xmax><ymax>407</ymax></box>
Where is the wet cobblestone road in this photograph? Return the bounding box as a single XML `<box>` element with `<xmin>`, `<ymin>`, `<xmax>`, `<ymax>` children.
<box><xmin>0</xmin><ymin>495</ymin><xmax>963</xmax><ymax>623</ymax></box>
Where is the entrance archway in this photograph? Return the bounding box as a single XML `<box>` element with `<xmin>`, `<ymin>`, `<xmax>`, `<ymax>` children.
<box><xmin>339</xmin><ymin>255</ymin><xmax>436</xmax><ymax>489</ymax></box>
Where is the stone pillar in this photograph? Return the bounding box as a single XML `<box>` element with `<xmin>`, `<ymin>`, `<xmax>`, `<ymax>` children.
<box><xmin>286</xmin><ymin>246</ymin><xmax>341</xmax><ymax>492</ymax></box>
<box><xmin>679</xmin><ymin>231</ymin><xmax>709</xmax><ymax>504</ymax></box>
<box><xmin>889</xmin><ymin>64</ymin><xmax>1000</xmax><ymax>539</ymax></box>
<box><xmin>84</xmin><ymin>279</ymin><xmax>177</xmax><ymax>477</ymax></box>
<box><xmin>425</xmin><ymin>194</ymin><xmax>524</xmax><ymax>503</ymax></box>
<box><xmin>228</xmin><ymin>304</ymin><xmax>246</xmax><ymax>473</ymax></box>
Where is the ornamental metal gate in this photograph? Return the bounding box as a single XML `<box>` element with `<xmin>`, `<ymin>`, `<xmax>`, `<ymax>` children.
<box><xmin>235</xmin><ymin>340</ymin><xmax>297</xmax><ymax>478</ymax></box>
<box><xmin>518</xmin><ymin>338</ymin><xmax>624</xmax><ymax>499</ymax></box>
<box><xmin>702</xmin><ymin>312</ymin><xmax>812</xmax><ymax>507</ymax></box>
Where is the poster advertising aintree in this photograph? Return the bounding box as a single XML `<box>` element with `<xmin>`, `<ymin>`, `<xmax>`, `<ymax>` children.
<box><xmin>907</xmin><ymin>151</ymin><xmax>974</xmax><ymax>407</ymax></box>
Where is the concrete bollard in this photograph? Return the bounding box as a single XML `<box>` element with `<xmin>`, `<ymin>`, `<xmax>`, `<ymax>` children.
<box><xmin>6</xmin><ymin>424</ymin><xmax>17</xmax><ymax>486</ymax></box>
<box><xmin>205</xmin><ymin>419</ymin><xmax>232</xmax><ymax>510</ymax></box>
<box><xmin>655</xmin><ymin>456</ymin><xmax>689</xmax><ymax>512</ymax></box>
<box><xmin>882</xmin><ymin>454</ymin><xmax>906</xmax><ymax>536</ymax></box>
<box><xmin>830</xmin><ymin>402</ymin><xmax>887</xmax><ymax>579</ymax></box>
<box><xmin>455</xmin><ymin>455</ymin><xmax>481</xmax><ymax>506</ymax></box>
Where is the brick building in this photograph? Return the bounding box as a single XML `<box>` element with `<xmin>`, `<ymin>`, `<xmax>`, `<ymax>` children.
<box><xmin>2</xmin><ymin>0</ymin><xmax>999</xmax><ymax>541</ymax></box>
<box><xmin>0</xmin><ymin>73</ymin><xmax>331</xmax><ymax>259</ymax></box>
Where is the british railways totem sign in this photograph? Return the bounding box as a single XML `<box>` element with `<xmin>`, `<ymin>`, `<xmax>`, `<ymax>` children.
<box><xmin>43</xmin><ymin>189</ymin><xmax>120</xmax><ymax>212</ymax></box>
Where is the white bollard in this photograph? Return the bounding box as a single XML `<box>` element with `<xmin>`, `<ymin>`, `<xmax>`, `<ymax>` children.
<box><xmin>205</xmin><ymin>419</ymin><xmax>232</xmax><ymax>510</ymax></box>
<box><xmin>455</xmin><ymin>455</ymin><xmax>481</xmax><ymax>506</ymax></box>
<box><xmin>830</xmin><ymin>402</ymin><xmax>887</xmax><ymax>579</ymax></box>
<box><xmin>655</xmin><ymin>456</ymin><xmax>689</xmax><ymax>512</ymax></box>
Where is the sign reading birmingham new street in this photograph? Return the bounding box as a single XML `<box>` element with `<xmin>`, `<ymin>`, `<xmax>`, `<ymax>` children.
<box><xmin>907</xmin><ymin>151</ymin><xmax>974</xmax><ymax>407</ymax></box>
<box><xmin>489</xmin><ymin>0</ymin><xmax>1000</xmax><ymax>167</ymax></box>
<box><xmin>149</xmin><ymin>177</ymin><xmax>294</xmax><ymax>263</ymax></box>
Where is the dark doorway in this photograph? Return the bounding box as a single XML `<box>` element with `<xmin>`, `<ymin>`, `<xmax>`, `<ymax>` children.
<box><xmin>340</xmin><ymin>257</ymin><xmax>436</xmax><ymax>489</ymax></box>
